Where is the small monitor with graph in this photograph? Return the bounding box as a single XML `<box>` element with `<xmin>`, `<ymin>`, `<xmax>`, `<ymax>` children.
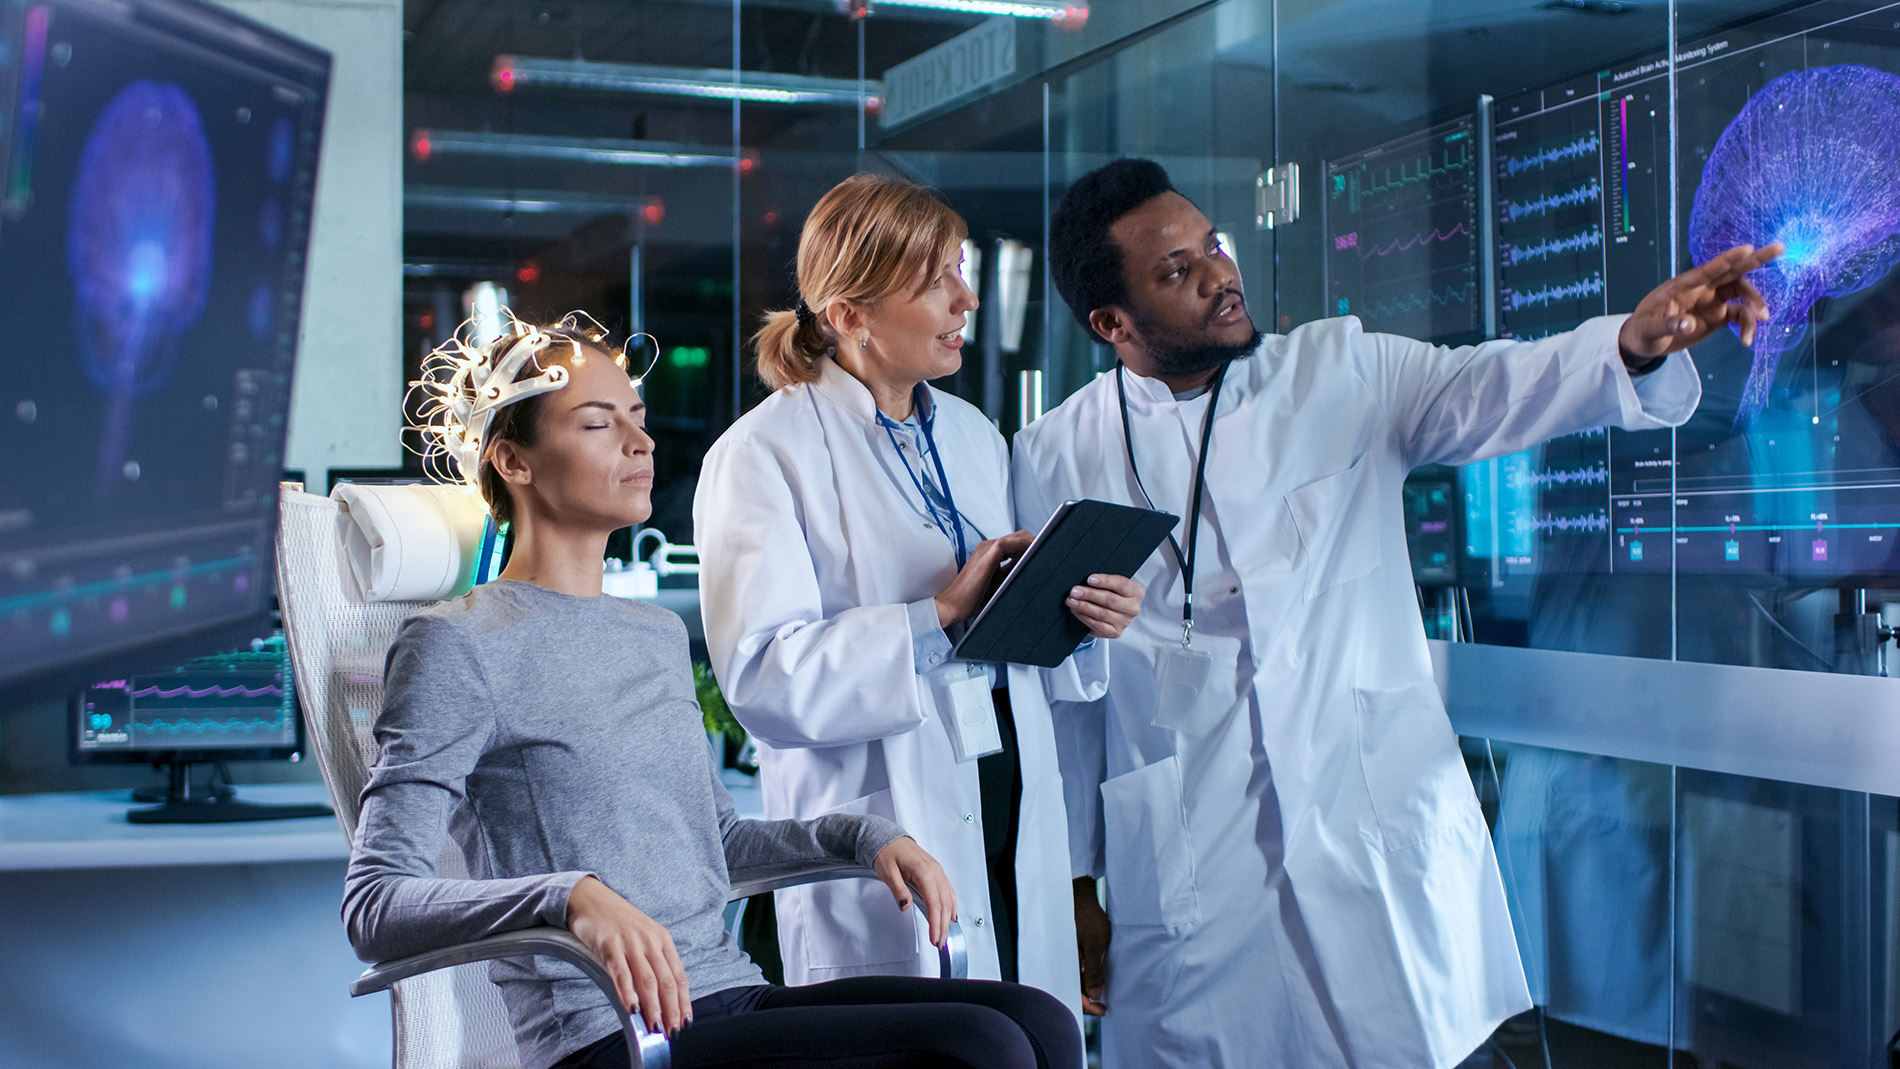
<box><xmin>71</xmin><ymin>630</ymin><xmax>329</xmax><ymax>823</ymax></box>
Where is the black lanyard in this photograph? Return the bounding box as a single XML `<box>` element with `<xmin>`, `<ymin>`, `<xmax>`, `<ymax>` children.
<box><xmin>1116</xmin><ymin>361</ymin><xmax>1229</xmax><ymax>648</ymax></box>
<box><xmin>878</xmin><ymin>384</ymin><xmax>969</xmax><ymax>568</ymax></box>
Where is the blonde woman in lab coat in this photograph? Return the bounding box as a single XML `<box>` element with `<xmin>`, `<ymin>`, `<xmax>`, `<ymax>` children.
<box><xmin>693</xmin><ymin>175</ymin><xmax>1142</xmax><ymax>1048</ymax></box>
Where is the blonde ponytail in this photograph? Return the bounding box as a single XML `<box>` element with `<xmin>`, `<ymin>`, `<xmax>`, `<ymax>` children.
<box><xmin>752</xmin><ymin>173</ymin><xmax>967</xmax><ymax>391</ymax></box>
<box><xmin>753</xmin><ymin>307</ymin><xmax>830</xmax><ymax>390</ymax></box>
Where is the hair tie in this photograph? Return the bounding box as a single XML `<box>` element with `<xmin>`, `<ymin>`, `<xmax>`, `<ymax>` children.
<box><xmin>793</xmin><ymin>298</ymin><xmax>815</xmax><ymax>327</ymax></box>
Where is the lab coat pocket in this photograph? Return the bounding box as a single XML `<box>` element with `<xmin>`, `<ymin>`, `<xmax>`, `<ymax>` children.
<box><xmin>1285</xmin><ymin>452</ymin><xmax>1383</xmax><ymax>602</ymax></box>
<box><xmin>797</xmin><ymin>788</ymin><xmax>919</xmax><ymax>968</ymax></box>
<box><xmin>1353</xmin><ymin>682</ymin><xmax>1468</xmax><ymax>852</ymax></box>
<box><xmin>1099</xmin><ymin>757</ymin><xmax>1200</xmax><ymax>930</ymax></box>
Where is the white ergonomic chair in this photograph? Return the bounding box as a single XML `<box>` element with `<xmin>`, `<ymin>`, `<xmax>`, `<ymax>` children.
<box><xmin>274</xmin><ymin>484</ymin><xmax>964</xmax><ymax>1069</ymax></box>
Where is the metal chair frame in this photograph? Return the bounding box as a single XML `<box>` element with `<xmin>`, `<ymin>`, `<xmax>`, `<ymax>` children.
<box><xmin>275</xmin><ymin>486</ymin><xmax>964</xmax><ymax>1069</ymax></box>
<box><xmin>348</xmin><ymin>864</ymin><xmax>967</xmax><ymax>1069</ymax></box>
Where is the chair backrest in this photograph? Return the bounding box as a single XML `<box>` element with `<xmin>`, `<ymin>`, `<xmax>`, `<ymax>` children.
<box><xmin>276</xmin><ymin>486</ymin><xmax>524</xmax><ymax>1069</ymax></box>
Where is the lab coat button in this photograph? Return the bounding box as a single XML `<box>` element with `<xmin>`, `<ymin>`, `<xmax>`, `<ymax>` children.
<box><xmin>963</xmin><ymin>813</ymin><xmax>975</xmax><ymax>823</ymax></box>
<box><xmin>974</xmin><ymin>917</ymin><xmax>985</xmax><ymax>928</ymax></box>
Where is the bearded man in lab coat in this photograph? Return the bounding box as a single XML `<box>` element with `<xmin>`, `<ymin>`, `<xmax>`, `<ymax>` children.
<box><xmin>1010</xmin><ymin>158</ymin><xmax>1780</xmax><ymax>1068</ymax></box>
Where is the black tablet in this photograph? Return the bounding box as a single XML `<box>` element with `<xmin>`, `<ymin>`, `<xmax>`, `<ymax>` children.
<box><xmin>951</xmin><ymin>500</ymin><xmax>1177</xmax><ymax>668</ymax></box>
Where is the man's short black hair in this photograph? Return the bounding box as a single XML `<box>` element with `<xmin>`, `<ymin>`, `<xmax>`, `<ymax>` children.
<box><xmin>1048</xmin><ymin>158</ymin><xmax>1178</xmax><ymax>344</ymax></box>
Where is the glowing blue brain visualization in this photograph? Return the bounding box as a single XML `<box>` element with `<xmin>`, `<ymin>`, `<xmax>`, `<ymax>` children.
<box><xmin>1688</xmin><ymin>63</ymin><xmax>1900</xmax><ymax>425</ymax></box>
<box><xmin>66</xmin><ymin>80</ymin><xmax>215</xmax><ymax>494</ymax></box>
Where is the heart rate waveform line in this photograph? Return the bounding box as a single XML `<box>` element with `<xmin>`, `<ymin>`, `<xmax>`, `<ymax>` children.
<box><xmin>1507</xmin><ymin>273</ymin><xmax>1605</xmax><ymax>311</ymax></box>
<box><xmin>131</xmin><ymin>682</ymin><xmax>282</xmax><ymax>700</ymax></box>
<box><xmin>1518</xmin><ymin>464</ymin><xmax>1608</xmax><ymax>489</ymax></box>
<box><xmin>1358</xmin><ymin>284</ymin><xmax>1474</xmax><ymax>322</ymax></box>
<box><xmin>1500</xmin><ymin>132</ymin><xmax>1601</xmax><ymax>178</ymax></box>
<box><xmin>133</xmin><ymin>714</ymin><xmax>290</xmax><ymax>735</ymax></box>
<box><xmin>1340</xmin><ymin>140</ymin><xmax>1473</xmax><ymax>212</ymax></box>
<box><xmin>1503</xmin><ymin>179</ymin><xmax>1601</xmax><ymax>222</ymax></box>
<box><xmin>1505</xmin><ymin>226</ymin><xmax>1604</xmax><ymax>266</ymax></box>
<box><xmin>1533</xmin><ymin>512</ymin><xmax>1611</xmax><ymax>534</ymax></box>
<box><xmin>1354</xmin><ymin>222</ymin><xmax>1472</xmax><ymax>260</ymax></box>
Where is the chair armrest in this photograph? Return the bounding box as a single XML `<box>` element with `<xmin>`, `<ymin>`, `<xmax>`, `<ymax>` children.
<box><xmin>726</xmin><ymin>859</ymin><xmax>967</xmax><ymax>980</ymax></box>
<box><xmin>347</xmin><ymin>867</ymin><xmax>968</xmax><ymax>1069</ymax></box>
<box><xmin>726</xmin><ymin>859</ymin><xmax>880</xmax><ymax>900</ymax></box>
<box><xmin>349</xmin><ymin>928</ymin><xmax>671</xmax><ymax>1069</ymax></box>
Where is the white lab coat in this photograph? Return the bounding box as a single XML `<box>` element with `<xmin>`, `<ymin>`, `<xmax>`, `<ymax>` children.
<box><xmin>694</xmin><ymin>357</ymin><xmax>1101</xmax><ymax>1041</ymax></box>
<box><xmin>1009</xmin><ymin>314</ymin><xmax>1701</xmax><ymax>1069</ymax></box>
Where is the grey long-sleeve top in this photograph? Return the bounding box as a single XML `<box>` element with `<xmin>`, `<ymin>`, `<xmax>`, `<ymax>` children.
<box><xmin>343</xmin><ymin>579</ymin><xmax>906</xmax><ymax>1069</ymax></box>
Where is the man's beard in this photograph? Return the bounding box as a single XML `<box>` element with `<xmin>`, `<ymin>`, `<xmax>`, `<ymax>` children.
<box><xmin>1130</xmin><ymin>300</ymin><xmax>1264</xmax><ymax>378</ymax></box>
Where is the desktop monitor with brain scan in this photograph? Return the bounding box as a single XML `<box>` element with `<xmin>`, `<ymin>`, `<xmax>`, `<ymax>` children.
<box><xmin>0</xmin><ymin>0</ymin><xmax>330</xmax><ymax>708</ymax></box>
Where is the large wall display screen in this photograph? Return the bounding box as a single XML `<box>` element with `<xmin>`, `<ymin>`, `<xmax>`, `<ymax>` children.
<box><xmin>1466</xmin><ymin>2</ymin><xmax>1900</xmax><ymax>583</ymax></box>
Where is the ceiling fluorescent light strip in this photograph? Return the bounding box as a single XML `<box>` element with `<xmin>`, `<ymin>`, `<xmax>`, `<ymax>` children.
<box><xmin>866</xmin><ymin>0</ymin><xmax>1085</xmax><ymax>22</ymax></box>
<box><xmin>494</xmin><ymin>56</ymin><xmax>877</xmax><ymax>107</ymax></box>
<box><xmin>412</xmin><ymin>129</ymin><xmax>739</xmax><ymax>168</ymax></box>
<box><xmin>406</xmin><ymin>187</ymin><xmax>640</xmax><ymax>215</ymax></box>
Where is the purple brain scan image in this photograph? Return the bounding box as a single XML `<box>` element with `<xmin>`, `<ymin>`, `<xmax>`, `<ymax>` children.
<box><xmin>66</xmin><ymin>80</ymin><xmax>216</xmax><ymax>497</ymax></box>
<box><xmin>1688</xmin><ymin>64</ymin><xmax>1900</xmax><ymax>426</ymax></box>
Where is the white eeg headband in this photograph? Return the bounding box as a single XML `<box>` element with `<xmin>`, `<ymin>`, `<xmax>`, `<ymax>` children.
<box><xmin>410</xmin><ymin>309</ymin><xmax>654</xmax><ymax>492</ymax></box>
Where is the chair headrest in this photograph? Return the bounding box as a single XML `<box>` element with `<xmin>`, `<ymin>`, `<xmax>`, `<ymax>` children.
<box><xmin>331</xmin><ymin>482</ymin><xmax>490</xmax><ymax>603</ymax></box>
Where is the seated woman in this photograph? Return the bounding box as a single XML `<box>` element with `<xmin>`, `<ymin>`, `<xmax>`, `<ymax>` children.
<box><xmin>342</xmin><ymin>314</ymin><xmax>1081</xmax><ymax>1069</ymax></box>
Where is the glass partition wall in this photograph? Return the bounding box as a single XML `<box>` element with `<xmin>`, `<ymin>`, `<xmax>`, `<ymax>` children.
<box><xmin>403</xmin><ymin>1</ymin><xmax>1900</xmax><ymax>1063</ymax></box>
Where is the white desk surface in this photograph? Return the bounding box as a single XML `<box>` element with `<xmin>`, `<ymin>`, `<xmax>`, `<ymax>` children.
<box><xmin>1</xmin><ymin>772</ymin><xmax>763</xmax><ymax>872</ymax></box>
<box><xmin>0</xmin><ymin>783</ymin><xmax>346</xmax><ymax>872</ymax></box>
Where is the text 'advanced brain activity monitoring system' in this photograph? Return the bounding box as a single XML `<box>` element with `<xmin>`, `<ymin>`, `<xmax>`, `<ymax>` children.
<box><xmin>1326</xmin><ymin>1</ymin><xmax>1900</xmax><ymax>586</ymax></box>
<box><xmin>0</xmin><ymin>0</ymin><xmax>329</xmax><ymax>700</ymax></box>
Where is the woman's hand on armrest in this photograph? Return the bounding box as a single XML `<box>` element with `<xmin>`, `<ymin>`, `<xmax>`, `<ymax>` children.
<box><xmin>566</xmin><ymin>876</ymin><xmax>691</xmax><ymax>1037</ymax></box>
<box><xmin>873</xmin><ymin>836</ymin><xmax>957</xmax><ymax>949</ymax></box>
<box><xmin>1067</xmin><ymin>574</ymin><xmax>1144</xmax><ymax>639</ymax></box>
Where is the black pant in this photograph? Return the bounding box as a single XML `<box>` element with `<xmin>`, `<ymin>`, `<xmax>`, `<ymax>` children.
<box><xmin>975</xmin><ymin>685</ymin><xmax>1023</xmax><ymax>984</ymax></box>
<box><xmin>554</xmin><ymin>976</ymin><xmax>1079</xmax><ymax>1069</ymax></box>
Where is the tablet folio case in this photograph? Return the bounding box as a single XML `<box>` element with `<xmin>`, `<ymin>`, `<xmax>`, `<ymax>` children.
<box><xmin>952</xmin><ymin>500</ymin><xmax>1178</xmax><ymax>669</ymax></box>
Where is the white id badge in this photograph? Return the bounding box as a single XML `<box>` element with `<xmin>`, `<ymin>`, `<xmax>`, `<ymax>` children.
<box><xmin>1149</xmin><ymin>645</ymin><xmax>1214</xmax><ymax>730</ymax></box>
<box><xmin>938</xmin><ymin>667</ymin><xmax>1003</xmax><ymax>763</ymax></box>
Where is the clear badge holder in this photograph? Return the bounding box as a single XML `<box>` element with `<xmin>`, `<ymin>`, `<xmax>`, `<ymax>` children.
<box><xmin>1150</xmin><ymin>643</ymin><xmax>1214</xmax><ymax>731</ymax></box>
<box><xmin>937</xmin><ymin>665</ymin><xmax>1003</xmax><ymax>762</ymax></box>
